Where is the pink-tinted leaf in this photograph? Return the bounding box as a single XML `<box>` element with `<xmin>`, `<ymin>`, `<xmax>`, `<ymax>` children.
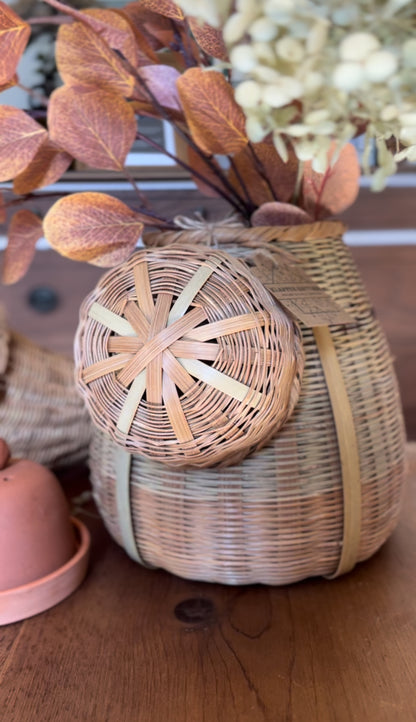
<box><xmin>0</xmin><ymin>107</ymin><xmax>47</xmax><ymax>182</ymax></box>
<box><xmin>251</xmin><ymin>202</ymin><xmax>313</xmax><ymax>227</ymax></box>
<box><xmin>301</xmin><ymin>143</ymin><xmax>361</xmax><ymax>219</ymax></box>
<box><xmin>43</xmin><ymin>192</ymin><xmax>145</xmax><ymax>266</ymax></box>
<box><xmin>48</xmin><ymin>85</ymin><xmax>136</xmax><ymax>171</ymax></box>
<box><xmin>132</xmin><ymin>65</ymin><xmax>183</xmax><ymax>120</ymax></box>
<box><xmin>13</xmin><ymin>139</ymin><xmax>72</xmax><ymax>194</ymax></box>
<box><xmin>2</xmin><ymin>210</ymin><xmax>43</xmax><ymax>284</ymax></box>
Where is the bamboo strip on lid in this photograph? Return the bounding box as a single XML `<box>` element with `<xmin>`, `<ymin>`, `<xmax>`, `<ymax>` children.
<box><xmin>75</xmin><ymin>245</ymin><xmax>304</xmax><ymax>468</ymax></box>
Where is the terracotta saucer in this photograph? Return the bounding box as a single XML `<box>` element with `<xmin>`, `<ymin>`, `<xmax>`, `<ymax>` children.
<box><xmin>0</xmin><ymin>517</ymin><xmax>90</xmax><ymax>626</ymax></box>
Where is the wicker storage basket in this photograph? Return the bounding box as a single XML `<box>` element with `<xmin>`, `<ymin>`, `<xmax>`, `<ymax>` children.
<box><xmin>0</xmin><ymin>309</ymin><xmax>91</xmax><ymax>468</ymax></box>
<box><xmin>87</xmin><ymin>221</ymin><xmax>407</xmax><ymax>585</ymax></box>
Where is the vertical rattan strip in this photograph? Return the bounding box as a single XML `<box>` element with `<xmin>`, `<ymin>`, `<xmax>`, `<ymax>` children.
<box><xmin>314</xmin><ymin>326</ymin><xmax>362</xmax><ymax>576</ymax></box>
<box><xmin>115</xmin><ymin>447</ymin><xmax>147</xmax><ymax>564</ymax></box>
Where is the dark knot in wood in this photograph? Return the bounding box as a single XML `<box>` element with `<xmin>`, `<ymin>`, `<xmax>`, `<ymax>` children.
<box><xmin>174</xmin><ymin>597</ymin><xmax>216</xmax><ymax>625</ymax></box>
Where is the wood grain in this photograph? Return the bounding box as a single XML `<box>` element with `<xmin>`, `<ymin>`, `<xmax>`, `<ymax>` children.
<box><xmin>0</xmin><ymin>446</ymin><xmax>415</xmax><ymax>721</ymax></box>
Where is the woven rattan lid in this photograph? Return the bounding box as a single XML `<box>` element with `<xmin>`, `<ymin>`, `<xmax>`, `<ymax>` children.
<box><xmin>75</xmin><ymin>245</ymin><xmax>303</xmax><ymax>468</ymax></box>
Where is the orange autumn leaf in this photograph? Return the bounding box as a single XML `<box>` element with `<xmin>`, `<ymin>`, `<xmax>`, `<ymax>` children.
<box><xmin>43</xmin><ymin>192</ymin><xmax>145</xmax><ymax>266</ymax></box>
<box><xmin>48</xmin><ymin>86</ymin><xmax>136</xmax><ymax>171</ymax></box>
<box><xmin>13</xmin><ymin>139</ymin><xmax>72</xmax><ymax>194</ymax></box>
<box><xmin>139</xmin><ymin>0</ymin><xmax>184</xmax><ymax>21</ymax></box>
<box><xmin>229</xmin><ymin>141</ymin><xmax>298</xmax><ymax>206</ymax></box>
<box><xmin>2</xmin><ymin>210</ymin><xmax>43</xmax><ymax>285</ymax></box>
<box><xmin>0</xmin><ymin>107</ymin><xmax>47</xmax><ymax>182</ymax></box>
<box><xmin>56</xmin><ymin>21</ymin><xmax>135</xmax><ymax>98</ymax></box>
<box><xmin>188</xmin><ymin>19</ymin><xmax>228</xmax><ymax>60</ymax></box>
<box><xmin>82</xmin><ymin>8</ymin><xmax>141</xmax><ymax>67</ymax></box>
<box><xmin>44</xmin><ymin>0</ymin><xmax>143</xmax><ymax>66</ymax></box>
<box><xmin>115</xmin><ymin>13</ymin><xmax>158</xmax><ymax>66</ymax></box>
<box><xmin>301</xmin><ymin>143</ymin><xmax>361</xmax><ymax>220</ymax></box>
<box><xmin>0</xmin><ymin>3</ymin><xmax>30</xmax><ymax>86</ymax></box>
<box><xmin>119</xmin><ymin>3</ymin><xmax>174</xmax><ymax>52</ymax></box>
<box><xmin>177</xmin><ymin>68</ymin><xmax>248</xmax><ymax>155</ymax></box>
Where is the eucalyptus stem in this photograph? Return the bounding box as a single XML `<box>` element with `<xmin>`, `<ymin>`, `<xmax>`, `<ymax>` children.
<box><xmin>126</xmin><ymin>63</ymin><xmax>250</xmax><ymax>216</ymax></box>
<box><xmin>17</xmin><ymin>82</ymin><xmax>49</xmax><ymax>108</ymax></box>
<box><xmin>121</xmin><ymin>167</ymin><xmax>150</xmax><ymax>208</ymax></box>
<box><xmin>28</xmin><ymin>15</ymin><xmax>71</xmax><ymax>25</ymax></box>
<box><xmin>129</xmin><ymin>206</ymin><xmax>175</xmax><ymax>227</ymax></box>
<box><xmin>24</xmin><ymin>109</ymin><xmax>48</xmax><ymax>121</ymax></box>
<box><xmin>135</xmin><ymin>131</ymin><xmax>246</xmax><ymax>216</ymax></box>
<box><xmin>170</xmin><ymin>20</ymin><xmax>194</xmax><ymax>69</ymax></box>
<box><xmin>292</xmin><ymin>159</ymin><xmax>304</xmax><ymax>206</ymax></box>
<box><xmin>312</xmin><ymin>165</ymin><xmax>332</xmax><ymax>221</ymax></box>
<box><xmin>4</xmin><ymin>191</ymin><xmax>69</xmax><ymax>209</ymax></box>
<box><xmin>228</xmin><ymin>155</ymin><xmax>256</xmax><ymax>211</ymax></box>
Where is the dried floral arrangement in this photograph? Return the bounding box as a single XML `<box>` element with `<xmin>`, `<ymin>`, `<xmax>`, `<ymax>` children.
<box><xmin>0</xmin><ymin>0</ymin><xmax>415</xmax><ymax>283</ymax></box>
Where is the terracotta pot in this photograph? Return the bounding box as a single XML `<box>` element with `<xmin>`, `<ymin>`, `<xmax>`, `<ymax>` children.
<box><xmin>0</xmin><ymin>440</ymin><xmax>90</xmax><ymax>625</ymax></box>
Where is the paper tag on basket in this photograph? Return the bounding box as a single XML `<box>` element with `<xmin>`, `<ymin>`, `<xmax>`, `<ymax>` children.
<box><xmin>251</xmin><ymin>255</ymin><xmax>355</xmax><ymax>327</ymax></box>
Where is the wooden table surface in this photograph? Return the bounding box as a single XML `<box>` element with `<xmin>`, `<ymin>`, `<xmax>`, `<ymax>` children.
<box><xmin>1</xmin><ymin>444</ymin><xmax>416</xmax><ymax>722</ymax></box>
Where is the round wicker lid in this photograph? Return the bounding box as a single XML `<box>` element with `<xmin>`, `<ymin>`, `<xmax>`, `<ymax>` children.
<box><xmin>75</xmin><ymin>245</ymin><xmax>304</xmax><ymax>468</ymax></box>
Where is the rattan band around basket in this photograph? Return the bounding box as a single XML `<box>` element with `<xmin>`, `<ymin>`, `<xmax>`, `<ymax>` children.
<box><xmin>75</xmin><ymin>245</ymin><xmax>304</xmax><ymax>468</ymax></box>
<box><xmin>88</xmin><ymin>221</ymin><xmax>407</xmax><ymax>585</ymax></box>
<box><xmin>313</xmin><ymin>325</ymin><xmax>361</xmax><ymax>577</ymax></box>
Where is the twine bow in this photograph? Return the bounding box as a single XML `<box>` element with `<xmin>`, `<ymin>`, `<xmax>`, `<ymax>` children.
<box><xmin>171</xmin><ymin>213</ymin><xmax>301</xmax><ymax>274</ymax></box>
<box><xmin>173</xmin><ymin>211</ymin><xmax>246</xmax><ymax>247</ymax></box>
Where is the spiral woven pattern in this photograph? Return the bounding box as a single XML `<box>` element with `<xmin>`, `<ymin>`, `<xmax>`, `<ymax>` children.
<box><xmin>75</xmin><ymin>245</ymin><xmax>303</xmax><ymax>468</ymax></box>
<box><xmin>89</xmin><ymin>222</ymin><xmax>407</xmax><ymax>585</ymax></box>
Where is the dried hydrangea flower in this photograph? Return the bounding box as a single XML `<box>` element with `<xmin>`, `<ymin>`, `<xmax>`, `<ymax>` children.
<box><xmin>176</xmin><ymin>0</ymin><xmax>416</xmax><ymax>188</ymax></box>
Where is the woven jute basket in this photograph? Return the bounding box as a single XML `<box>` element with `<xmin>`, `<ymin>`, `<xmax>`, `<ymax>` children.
<box><xmin>0</xmin><ymin>308</ymin><xmax>91</xmax><ymax>468</ymax></box>
<box><xmin>87</xmin><ymin>221</ymin><xmax>407</xmax><ymax>585</ymax></box>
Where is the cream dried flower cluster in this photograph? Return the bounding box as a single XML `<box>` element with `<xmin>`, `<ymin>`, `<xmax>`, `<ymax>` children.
<box><xmin>178</xmin><ymin>0</ymin><xmax>416</xmax><ymax>188</ymax></box>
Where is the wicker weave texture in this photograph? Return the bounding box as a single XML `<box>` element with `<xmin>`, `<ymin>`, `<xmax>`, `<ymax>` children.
<box><xmin>75</xmin><ymin>246</ymin><xmax>303</xmax><ymax>467</ymax></box>
<box><xmin>89</xmin><ymin>222</ymin><xmax>406</xmax><ymax>585</ymax></box>
<box><xmin>0</xmin><ymin>311</ymin><xmax>91</xmax><ymax>468</ymax></box>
